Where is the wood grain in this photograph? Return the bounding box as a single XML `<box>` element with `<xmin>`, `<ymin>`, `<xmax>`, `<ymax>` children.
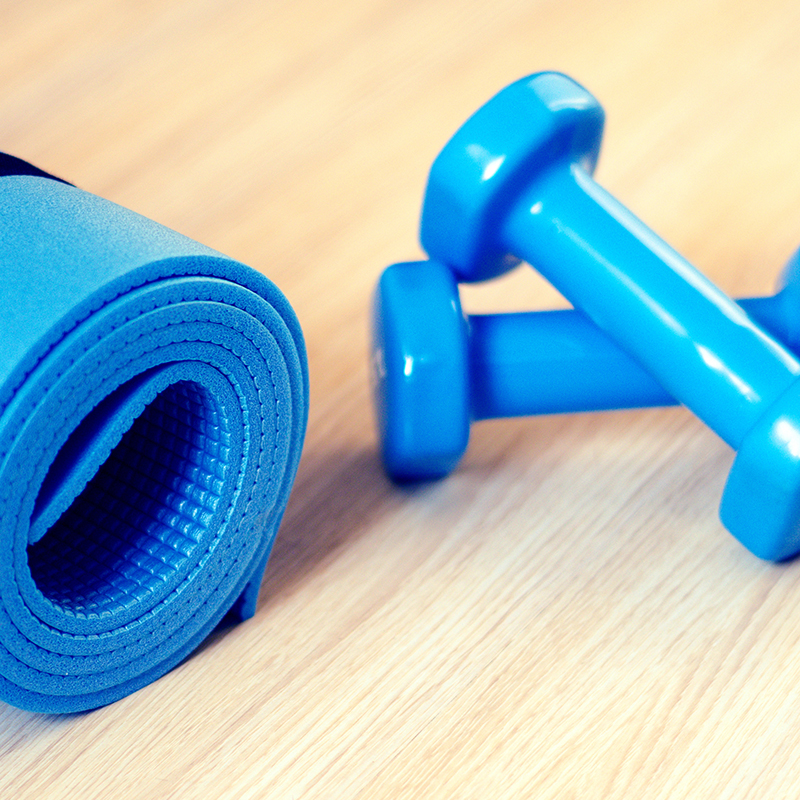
<box><xmin>2</xmin><ymin>0</ymin><xmax>800</xmax><ymax>796</ymax></box>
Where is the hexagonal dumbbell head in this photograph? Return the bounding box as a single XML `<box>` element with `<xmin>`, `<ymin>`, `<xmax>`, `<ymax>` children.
<box><xmin>420</xmin><ymin>72</ymin><xmax>604</xmax><ymax>282</ymax></box>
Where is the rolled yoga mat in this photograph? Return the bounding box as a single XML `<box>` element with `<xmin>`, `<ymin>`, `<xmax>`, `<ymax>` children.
<box><xmin>0</xmin><ymin>155</ymin><xmax>308</xmax><ymax>713</ymax></box>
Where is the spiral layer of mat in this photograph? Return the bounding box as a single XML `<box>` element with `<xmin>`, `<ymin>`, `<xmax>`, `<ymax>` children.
<box><xmin>0</xmin><ymin>170</ymin><xmax>307</xmax><ymax>713</ymax></box>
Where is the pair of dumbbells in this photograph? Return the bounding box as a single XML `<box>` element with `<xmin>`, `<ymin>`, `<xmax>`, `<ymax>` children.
<box><xmin>372</xmin><ymin>71</ymin><xmax>800</xmax><ymax>561</ymax></box>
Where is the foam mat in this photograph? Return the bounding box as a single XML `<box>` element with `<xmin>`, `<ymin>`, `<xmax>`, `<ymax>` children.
<box><xmin>0</xmin><ymin>161</ymin><xmax>308</xmax><ymax>713</ymax></box>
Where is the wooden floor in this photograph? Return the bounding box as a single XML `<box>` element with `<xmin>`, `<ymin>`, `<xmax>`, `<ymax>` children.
<box><xmin>3</xmin><ymin>0</ymin><xmax>800</xmax><ymax>796</ymax></box>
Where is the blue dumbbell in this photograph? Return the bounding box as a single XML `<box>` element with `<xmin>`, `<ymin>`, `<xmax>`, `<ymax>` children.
<box><xmin>373</xmin><ymin>255</ymin><xmax>800</xmax><ymax>485</ymax></box>
<box><xmin>416</xmin><ymin>72</ymin><xmax>800</xmax><ymax>561</ymax></box>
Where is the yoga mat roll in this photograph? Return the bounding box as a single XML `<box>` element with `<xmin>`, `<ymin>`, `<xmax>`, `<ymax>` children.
<box><xmin>0</xmin><ymin>156</ymin><xmax>308</xmax><ymax>713</ymax></box>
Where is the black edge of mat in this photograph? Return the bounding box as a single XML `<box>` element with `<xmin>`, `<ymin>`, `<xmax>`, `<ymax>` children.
<box><xmin>0</xmin><ymin>153</ymin><xmax>73</xmax><ymax>185</ymax></box>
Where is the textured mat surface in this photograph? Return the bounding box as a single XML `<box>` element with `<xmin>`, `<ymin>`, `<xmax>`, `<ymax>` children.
<box><xmin>0</xmin><ymin>166</ymin><xmax>308</xmax><ymax>713</ymax></box>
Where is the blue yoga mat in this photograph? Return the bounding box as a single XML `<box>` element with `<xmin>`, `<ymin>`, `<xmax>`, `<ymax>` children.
<box><xmin>0</xmin><ymin>157</ymin><xmax>308</xmax><ymax>713</ymax></box>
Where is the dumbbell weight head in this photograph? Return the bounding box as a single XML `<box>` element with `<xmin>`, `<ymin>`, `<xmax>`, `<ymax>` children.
<box><xmin>420</xmin><ymin>72</ymin><xmax>604</xmax><ymax>283</ymax></box>
<box><xmin>719</xmin><ymin>247</ymin><xmax>800</xmax><ymax>560</ymax></box>
<box><xmin>372</xmin><ymin>261</ymin><xmax>470</xmax><ymax>480</ymax></box>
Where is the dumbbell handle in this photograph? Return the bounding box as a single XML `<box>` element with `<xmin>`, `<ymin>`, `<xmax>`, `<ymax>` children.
<box><xmin>499</xmin><ymin>166</ymin><xmax>800</xmax><ymax>448</ymax></box>
<box><xmin>471</xmin><ymin>293</ymin><xmax>790</xmax><ymax>420</ymax></box>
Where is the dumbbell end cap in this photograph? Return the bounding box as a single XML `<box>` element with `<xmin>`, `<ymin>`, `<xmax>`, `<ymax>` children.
<box><xmin>721</xmin><ymin>379</ymin><xmax>800</xmax><ymax>561</ymax></box>
<box><xmin>420</xmin><ymin>72</ymin><xmax>604</xmax><ymax>283</ymax></box>
<box><xmin>371</xmin><ymin>261</ymin><xmax>470</xmax><ymax>481</ymax></box>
